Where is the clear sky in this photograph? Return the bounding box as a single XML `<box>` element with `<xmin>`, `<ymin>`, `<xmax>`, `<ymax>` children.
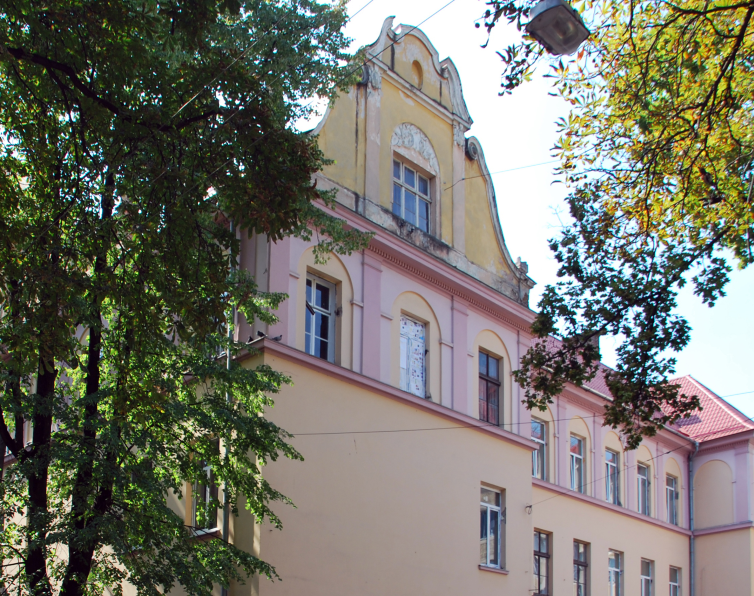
<box><xmin>332</xmin><ymin>0</ymin><xmax>754</xmax><ymax>416</ymax></box>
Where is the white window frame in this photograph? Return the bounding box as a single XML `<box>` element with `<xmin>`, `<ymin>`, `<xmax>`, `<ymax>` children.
<box><xmin>305</xmin><ymin>273</ymin><xmax>336</xmax><ymax>363</ymax></box>
<box><xmin>531</xmin><ymin>419</ymin><xmax>547</xmax><ymax>480</ymax></box>
<box><xmin>641</xmin><ymin>559</ymin><xmax>653</xmax><ymax>596</ymax></box>
<box><xmin>637</xmin><ymin>463</ymin><xmax>651</xmax><ymax>515</ymax></box>
<box><xmin>605</xmin><ymin>449</ymin><xmax>620</xmax><ymax>505</ymax></box>
<box><xmin>573</xmin><ymin>541</ymin><xmax>588</xmax><ymax>596</ymax></box>
<box><xmin>392</xmin><ymin>158</ymin><xmax>431</xmax><ymax>233</ymax></box>
<box><xmin>669</xmin><ymin>566</ymin><xmax>681</xmax><ymax>596</ymax></box>
<box><xmin>666</xmin><ymin>475</ymin><xmax>679</xmax><ymax>525</ymax></box>
<box><xmin>533</xmin><ymin>530</ymin><xmax>550</xmax><ymax>595</ymax></box>
<box><xmin>608</xmin><ymin>550</ymin><xmax>623</xmax><ymax>596</ymax></box>
<box><xmin>480</xmin><ymin>487</ymin><xmax>502</xmax><ymax>569</ymax></box>
<box><xmin>570</xmin><ymin>435</ymin><xmax>585</xmax><ymax>493</ymax></box>
<box><xmin>399</xmin><ymin>315</ymin><xmax>426</xmax><ymax>398</ymax></box>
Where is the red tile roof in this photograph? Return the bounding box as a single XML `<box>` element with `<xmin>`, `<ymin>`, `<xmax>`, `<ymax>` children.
<box><xmin>539</xmin><ymin>338</ymin><xmax>753</xmax><ymax>443</ymax></box>
<box><xmin>668</xmin><ymin>376</ymin><xmax>754</xmax><ymax>442</ymax></box>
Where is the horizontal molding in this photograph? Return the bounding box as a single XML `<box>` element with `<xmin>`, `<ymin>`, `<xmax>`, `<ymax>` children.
<box><xmin>532</xmin><ymin>478</ymin><xmax>692</xmax><ymax>536</ymax></box>
<box><xmin>693</xmin><ymin>521</ymin><xmax>754</xmax><ymax>537</ymax></box>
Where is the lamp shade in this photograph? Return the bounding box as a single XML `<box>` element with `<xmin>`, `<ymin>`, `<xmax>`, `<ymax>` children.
<box><xmin>525</xmin><ymin>0</ymin><xmax>590</xmax><ymax>56</ymax></box>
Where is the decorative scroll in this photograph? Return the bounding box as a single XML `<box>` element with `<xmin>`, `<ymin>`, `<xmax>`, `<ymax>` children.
<box><xmin>391</xmin><ymin>123</ymin><xmax>440</xmax><ymax>175</ymax></box>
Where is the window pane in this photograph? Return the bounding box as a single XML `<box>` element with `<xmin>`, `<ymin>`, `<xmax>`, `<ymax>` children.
<box><xmin>418</xmin><ymin>198</ymin><xmax>429</xmax><ymax>232</ymax></box>
<box><xmin>641</xmin><ymin>560</ymin><xmax>651</xmax><ymax>576</ymax></box>
<box><xmin>479</xmin><ymin>352</ymin><xmax>488</xmax><ymax>374</ymax></box>
<box><xmin>638</xmin><ymin>464</ymin><xmax>648</xmax><ymax>478</ymax></box>
<box><xmin>418</xmin><ymin>175</ymin><xmax>429</xmax><ymax>196</ymax></box>
<box><xmin>487</xmin><ymin>384</ymin><xmax>499</xmax><ymax>425</ymax></box>
<box><xmin>606</xmin><ymin>450</ymin><xmax>617</xmax><ymax>464</ymax></box>
<box><xmin>488</xmin><ymin>355</ymin><xmax>499</xmax><ymax>379</ymax></box>
<box><xmin>392</xmin><ymin>183</ymin><xmax>402</xmax><ymax>216</ymax></box>
<box><xmin>315</xmin><ymin>338</ymin><xmax>328</xmax><ymax>359</ymax></box>
<box><xmin>479</xmin><ymin>378</ymin><xmax>488</xmax><ymax>422</ymax></box>
<box><xmin>532</xmin><ymin>421</ymin><xmax>544</xmax><ymax>442</ymax></box>
<box><xmin>670</xmin><ymin>567</ymin><xmax>679</xmax><ymax>582</ymax></box>
<box><xmin>316</xmin><ymin>312</ymin><xmax>329</xmax><ymax>340</ymax></box>
<box><xmin>404</xmin><ymin>191</ymin><xmax>417</xmax><ymax>225</ymax></box>
<box><xmin>315</xmin><ymin>283</ymin><xmax>330</xmax><ymax>310</ymax></box>
<box><xmin>481</xmin><ymin>487</ymin><xmax>500</xmax><ymax>506</ymax></box>
<box><xmin>489</xmin><ymin>510</ymin><xmax>499</xmax><ymax>566</ymax></box>
<box><xmin>574</xmin><ymin>457</ymin><xmax>583</xmax><ymax>492</ymax></box>
<box><xmin>404</xmin><ymin>167</ymin><xmax>416</xmax><ymax>188</ymax></box>
<box><xmin>480</xmin><ymin>507</ymin><xmax>488</xmax><ymax>564</ymax></box>
<box><xmin>541</xmin><ymin>533</ymin><xmax>548</xmax><ymax>553</ymax></box>
<box><xmin>570</xmin><ymin>436</ymin><xmax>582</xmax><ymax>455</ymax></box>
<box><xmin>393</xmin><ymin>159</ymin><xmax>401</xmax><ymax>179</ymax></box>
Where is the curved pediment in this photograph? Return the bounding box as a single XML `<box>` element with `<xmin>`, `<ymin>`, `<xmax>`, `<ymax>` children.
<box><xmin>310</xmin><ymin>17</ymin><xmax>535</xmax><ymax>305</ymax></box>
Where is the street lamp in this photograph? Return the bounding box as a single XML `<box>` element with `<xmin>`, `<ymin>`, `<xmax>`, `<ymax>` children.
<box><xmin>525</xmin><ymin>0</ymin><xmax>590</xmax><ymax>56</ymax></box>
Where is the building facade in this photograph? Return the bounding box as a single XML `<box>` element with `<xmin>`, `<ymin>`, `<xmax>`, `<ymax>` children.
<box><xmin>209</xmin><ymin>18</ymin><xmax>754</xmax><ymax>596</ymax></box>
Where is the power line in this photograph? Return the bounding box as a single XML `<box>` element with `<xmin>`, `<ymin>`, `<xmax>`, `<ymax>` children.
<box><xmin>290</xmin><ymin>414</ymin><xmax>600</xmax><ymax>436</ymax></box>
<box><xmin>443</xmin><ymin>159</ymin><xmax>560</xmax><ymax>190</ymax></box>
<box><xmin>721</xmin><ymin>389</ymin><xmax>754</xmax><ymax>398</ymax></box>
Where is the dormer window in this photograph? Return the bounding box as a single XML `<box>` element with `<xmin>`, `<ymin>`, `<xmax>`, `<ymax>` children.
<box><xmin>392</xmin><ymin>159</ymin><xmax>430</xmax><ymax>233</ymax></box>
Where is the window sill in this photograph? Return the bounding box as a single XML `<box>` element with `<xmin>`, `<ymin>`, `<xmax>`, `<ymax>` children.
<box><xmin>479</xmin><ymin>565</ymin><xmax>509</xmax><ymax>575</ymax></box>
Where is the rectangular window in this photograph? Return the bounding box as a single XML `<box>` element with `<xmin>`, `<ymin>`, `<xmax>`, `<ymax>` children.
<box><xmin>638</xmin><ymin>464</ymin><xmax>651</xmax><ymax>515</ymax></box>
<box><xmin>669</xmin><ymin>567</ymin><xmax>681</xmax><ymax>596</ymax></box>
<box><xmin>193</xmin><ymin>440</ymin><xmax>219</xmax><ymax>532</ymax></box>
<box><xmin>531</xmin><ymin>419</ymin><xmax>547</xmax><ymax>480</ymax></box>
<box><xmin>480</xmin><ymin>487</ymin><xmax>503</xmax><ymax>569</ymax></box>
<box><xmin>479</xmin><ymin>352</ymin><xmax>501</xmax><ymax>425</ymax></box>
<box><xmin>573</xmin><ymin>541</ymin><xmax>588</xmax><ymax>596</ymax></box>
<box><xmin>305</xmin><ymin>274</ymin><xmax>336</xmax><ymax>362</ymax></box>
<box><xmin>533</xmin><ymin>531</ymin><xmax>550</xmax><ymax>595</ymax></box>
<box><xmin>641</xmin><ymin>559</ymin><xmax>653</xmax><ymax>596</ymax></box>
<box><xmin>400</xmin><ymin>315</ymin><xmax>426</xmax><ymax>398</ymax></box>
<box><xmin>392</xmin><ymin>159</ymin><xmax>430</xmax><ymax>232</ymax></box>
<box><xmin>666</xmin><ymin>475</ymin><xmax>679</xmax><ymax>525</ymax></box>
<box><xmin>608</xmin><ymin>550</ymin><xmax>623</xmax><ymax>596</ymax></box>
<box><xmin>570</xmin><ymin>435</ymin><xmax>585</xmax><ymax>493</ymax></box>
<box><xmin>605</xmin><ymin>449</ymin><xmax>620</xmax><ymax>505</ymax></box>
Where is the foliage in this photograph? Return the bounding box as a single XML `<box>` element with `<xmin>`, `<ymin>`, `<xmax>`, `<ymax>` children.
<box><xmin>481</xmin><ymin>0</ymin><xmax>754</xmax><ymax>446</ymax></box>
<box><xmin>0</xmin><ymin>1</ymin><xmax>369</xmax><ymax>595</ymax></box>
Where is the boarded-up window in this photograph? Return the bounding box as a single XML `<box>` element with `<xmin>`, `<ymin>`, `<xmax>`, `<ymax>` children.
<box><xmin>400</xmin><ymin>315</ymin><xmax>426</xmax><ymax>398</ymax></box>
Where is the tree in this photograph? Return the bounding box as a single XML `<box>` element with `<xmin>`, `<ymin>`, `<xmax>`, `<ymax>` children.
<box><xmin>0</xmin><ymin>1</ymin><xmax>368</xmax><ymax>595</ymax></box>
<box><xmin>481</xmin><ymin>0</ymin><xmax>754</xmax><ymax>446</ymax></box>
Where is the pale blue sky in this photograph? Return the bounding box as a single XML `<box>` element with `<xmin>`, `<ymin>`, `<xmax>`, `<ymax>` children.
<box><xmin>334</xmin><ymin>0</ymin><xmax>754</xmax><ymax>415</ymax></box>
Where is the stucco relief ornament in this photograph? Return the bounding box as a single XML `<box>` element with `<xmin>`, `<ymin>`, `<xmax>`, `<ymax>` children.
<box><xmin>453</xmin><ymin>122</ymin><xmax>465</xmax><ymax>147</ymax></box>
<box><xmin>391</xmin><ymin>123</ymin><xmax>440</xmax><ymax>174</ymax></box>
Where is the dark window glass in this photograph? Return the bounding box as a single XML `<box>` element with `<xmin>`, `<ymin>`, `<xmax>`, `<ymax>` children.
<box><xmin>534</xmin><ymin>531</ymin><xmax>550</xmax><ymax>595</ymax></box>
<box><xmin>478</xmin><ymin>352</ymin><xmax>501</xmax><ymax>426</ymax></box>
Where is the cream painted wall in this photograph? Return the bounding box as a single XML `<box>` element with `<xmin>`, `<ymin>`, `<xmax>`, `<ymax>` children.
<box><xmin>532</xmin><ymin>486</ymin><xmax>689</xmax><ymax>596</ymax></box>
<box><xmin>696</xmin><ymin>528</ymin><xmax>753</xmax><ymax>595</ymax></box>
<box><xmin>695</xmin><ymin>459</ymin><xmax>735</xmax><ymax>529</ymax></box>
<box><xmin>255</xmin><ymin>354</ymin><xmax>534</xmax><ymax>596</ymax></box>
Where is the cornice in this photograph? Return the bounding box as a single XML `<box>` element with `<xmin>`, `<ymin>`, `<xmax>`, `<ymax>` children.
<box><xmin>693</xmin><ymin>521</ymin><xmax>754</xmax><ymax>537</ymax></box>
<box><xmin>532</xmin><ymin>478</ymin><xmax>692</xmax><ymax>536</ymax></box>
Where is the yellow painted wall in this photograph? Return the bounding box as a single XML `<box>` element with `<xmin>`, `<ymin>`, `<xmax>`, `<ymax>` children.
<box><xmin>532</xmin><ymin>486</ymin><xmax>689</xmax><ymax>596</ymax></box>
<box><xmin>316</xmin><ymin>86</ymin><xmax>365</xmax><ymax>196</ymax></box>
<box><xmin>695</xmin><ymin>459</ymin><xmax>735</xmax><ymax>529</ymax></box>
<box><xmin>464</xmin><ymin>157</ymin><xmax>508</xmax><ymax>276</ymax></box>
<box><xmin>696</xmin><ymin>528</ymin><xmax>754</xmax><ymax>595</ymax></box>
<box><xmin>392</xmin><ymin>35</ymin><xmax>452</xmax><ymax>113</ymax></box>
<box><xmin>252</xmin><ymin>353</ymin><xmax>534</xmax><ymax>596</ymax></box>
